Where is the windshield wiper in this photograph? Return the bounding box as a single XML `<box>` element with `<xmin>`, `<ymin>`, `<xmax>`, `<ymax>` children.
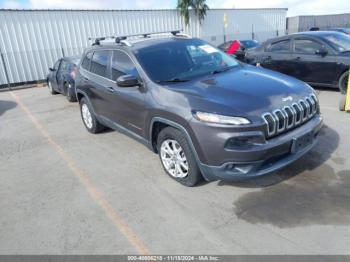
<box><xmin>211</xmin><ymin>66</ymin><xmax>234</xmax><ymax>75</ymax></box>
<box><xmin>156</xmin><ymin>78</ymin><xmax>190</xmax><ymax>84</ymax></box>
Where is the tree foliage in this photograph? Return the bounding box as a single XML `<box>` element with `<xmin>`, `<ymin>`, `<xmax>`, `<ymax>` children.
<box><xmin>177</xmin><ymin>0</ymin><xmax>209</xmax><ymax>26</ymax></box>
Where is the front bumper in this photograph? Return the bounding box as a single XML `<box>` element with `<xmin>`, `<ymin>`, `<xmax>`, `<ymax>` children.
<box><xmin>196</xmin><ymin>115</ymin><xmax>323</xmax><ymax>181</ymax></box>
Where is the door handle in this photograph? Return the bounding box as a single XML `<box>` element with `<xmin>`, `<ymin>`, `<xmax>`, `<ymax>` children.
<box><xmin>294</xmin><ymin>56</ymin><xmax>301</xmax><ymax>61</ymax></box>
<box><xmin>106</xmin><ymin>86</ymin><xmax>116</xmax><ymax>93</ymax></box>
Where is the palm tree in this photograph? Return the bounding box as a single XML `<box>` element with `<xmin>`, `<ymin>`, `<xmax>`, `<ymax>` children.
<box><xmin>177</xmin><ymin>0</ymin><xmax>209</xmax><ymax>26</ymax></box>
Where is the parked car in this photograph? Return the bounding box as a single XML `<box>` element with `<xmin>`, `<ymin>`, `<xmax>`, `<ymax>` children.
<box><xmin>75</xmin><ymin>32</ymin><xmax>322</xmax><ymax>186</ymax></box>
<box><xmin>328</xmin><ymin>28</ymin><xmax>350</xmax><ymax>36</ymax></box>
<box><xmin>245</xmin><ymin>31</ymin><xmax>350</xmax><ymax>93</ymax></box>
<box><xmin>218</xmin><ymin>40</ymin><xmax>260</xmax><ymax>61</ymax></box>
<box><xmin>47</xmin><ymin>56</ymin><xmax>80</xmax><ymax>102</ymax></box>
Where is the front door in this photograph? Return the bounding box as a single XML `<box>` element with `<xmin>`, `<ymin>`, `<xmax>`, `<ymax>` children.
<box><xmin>291</xmin><ymin>38</ymin><xmax>337</xmax><ymax>85</ymax></box>
<box><xmin>50</xmin><ymin>60</ymin><xmax>61</xmax><ymax>90</ymax></box>
<box><xmin>106</xmin><ymin>50</ymin><xmax>146</xmax><ymax>136</ymax></box>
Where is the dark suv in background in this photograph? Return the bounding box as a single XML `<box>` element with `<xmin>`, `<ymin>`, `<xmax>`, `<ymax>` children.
<box><xmin>75</xmin><ymin>31</ymin><xmax>322</xmax><ymax>186</ymax></box>
<box><xmin>47</xmin><ymin>56</ymin><xmax>80</xmax><ymax>102</ymax></box>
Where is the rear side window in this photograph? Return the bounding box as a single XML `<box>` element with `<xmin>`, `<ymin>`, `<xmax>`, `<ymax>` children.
<box><xmin>111</xmin><ymin>50</ymin><xmax>137</xmax><ymax>81</ymax></box>
<box><xmin>268</xmin><ymin>40</ymin><xmax>290</xmax><ymax>53</ymax></box>
<box><xmin>294</xmin><ymin>39</ymin><xmax>322</xmax><ymax>54</ymax></box>
<box><xmin>81</xmin><ymin>52</ymin><xmax>92</xmax><ymax>70</ymax></box>
<box><xmin>90</xmin><ymin>50</ymin><xmax>110</xmax><ymax>78</ymax></box>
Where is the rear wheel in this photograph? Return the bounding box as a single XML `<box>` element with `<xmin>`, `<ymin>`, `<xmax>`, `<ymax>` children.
<box><xmin>48</xmin><ymin>81</ymin><xmax>58</xmax><ymax>95</ymax></box>
<box><xmin>338</xmin><ymin>71</ymin><xmax>349</xmax><ymax>94</ymax></box>
<box><xmin>65</xmin><ymin>82</ymin><xmax>77</xmax><ymax>102</ymax></box>
<box><xmin>79</xmin><ymin>97</ymin><xmax>105</xmax><ymax>134</ymax></box>
<box><xmin>157</xmin><ymin>127</ymin><xmax>203</xmax><ymax>187</ymax></box>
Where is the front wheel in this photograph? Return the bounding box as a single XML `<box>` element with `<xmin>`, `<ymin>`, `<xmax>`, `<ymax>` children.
<box><xmin>79</xmin><ymin>97</ymin><xmax>105</xmax><ymax>134</ymax></box>
<box><xmin>157</xmin><ymin>127</ymin><xmax>203</xmax><ymax>187</ymax></box>
<box><xmin>338</xmin><ymin>71</ymin><xmax>349</xmax><ymax>94</ymax></box>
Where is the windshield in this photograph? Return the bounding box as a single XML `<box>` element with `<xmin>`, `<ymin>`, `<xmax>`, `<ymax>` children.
<box><xmin>322</xmin><ymin>33</ymin><xmax>350</xmax><ymax>52</ymax></box>
<box><xmin>240</xmin><ymin>40</ymin><xmax>260</xmax><ymax>49</ymax></box>
<box><xmin>133</xmin><ymin>39</ymin><xmax>239</xmax><ymax>83</ymax></box>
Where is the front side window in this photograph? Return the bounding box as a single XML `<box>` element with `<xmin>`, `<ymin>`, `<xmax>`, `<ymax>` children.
<box><xmin>133</xmin><ymin>39</ymin><xmax>239</xmax><ymax>83</ymax></box>
<box><xmin>268</xmin><ymin>40</ymin><xmax>290</xmax><ymax>53</ymax></box>
<box><xmin>59</xmin><ymin>61</ymin><xmax>69</xmax><ymax>72</ymax></box>
<box><xmin>81</xmin><ymin>52</ymin><xmax>92</xmax><ymax>70</ymax></box>
<box><xmin>111</xmin><ymin>50</ymin><xmax>138</xmax><ymax>81</ymax></box>
<box><xmin>90</xmin><ymin>50</ymin><xmax>110</xmax><ymax>78</ymax></box>
<box><xmin>294</xmin><ymin>39</ymin><xmax>322</xmax><ymax>54</ymax></box>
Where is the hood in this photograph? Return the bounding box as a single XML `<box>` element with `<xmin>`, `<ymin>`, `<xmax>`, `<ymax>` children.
<box><xmin>169</xmin><ymin>65</ymin><xmax>314</xmax><ymax>118</ymax></box>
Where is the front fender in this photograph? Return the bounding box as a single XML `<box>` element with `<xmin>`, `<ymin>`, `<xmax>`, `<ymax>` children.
<box><xmin>148</xmin><ymin>115</ymin><xmax>205</xmax><ymax>165</ymax></box>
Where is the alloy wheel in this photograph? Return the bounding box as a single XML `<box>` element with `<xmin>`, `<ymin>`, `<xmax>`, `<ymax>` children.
<box><xmin>160</xmin><ymin>139</ymin><xmax>189</xmax><ymax>178</ymax></box>
<box><xmin>81</xmin><ymin>103</ymin><xmax>93</xmax><ymax>129</ymax></box>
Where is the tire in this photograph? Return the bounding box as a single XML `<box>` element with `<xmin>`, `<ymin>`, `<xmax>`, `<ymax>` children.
<box><xmin>157</xmin><ymin>126</ymin><xmax>203</xmax><ymax>187</ymax></box>
<box><xmin>338</xmin><ymin>71</ymin><xmax>349</xmax><ymax>95</ymax></box>
<box><xmin>48</xmin><ymin>80</ymin><xmax>58</xmax><ymax>95</ymax></box>
<box><xmin>65</xmin><ymin>82</ymin><xmax>77</xmax><ymax>102</ymax></box>
<box><xmin>339</xmin><ymin>95</ymin><xmax>346</xmax><ymax>111</ymax></box>
<box><xmin>79</xmin><ymin>97</ymin><xmax>105</xmax><ymax>134</ymax></box>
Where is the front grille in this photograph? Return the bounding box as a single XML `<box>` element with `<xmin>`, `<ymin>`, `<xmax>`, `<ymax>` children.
<box><xmin>262</xmin><ymin>94</ymin><xmax>319</xmax><ymax>138</ymax></box>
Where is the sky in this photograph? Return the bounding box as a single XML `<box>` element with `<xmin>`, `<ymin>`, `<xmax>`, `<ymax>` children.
<box><xmin>0</xmin><ymin>0</ymin><xmax>350</xmax><ymax>17</ymax></box>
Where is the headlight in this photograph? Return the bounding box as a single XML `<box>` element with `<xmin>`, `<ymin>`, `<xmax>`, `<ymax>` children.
<box><xmin>193</xmin><ymin>111</ymin><xmax>251</xmax><ymax>125</ymax></box>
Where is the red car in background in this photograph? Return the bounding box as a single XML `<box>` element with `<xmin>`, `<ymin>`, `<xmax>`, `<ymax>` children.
<box><xmin>217</xmin><ymin>40</ymin><xmax>260</xmax><ymax>61</ymax></box>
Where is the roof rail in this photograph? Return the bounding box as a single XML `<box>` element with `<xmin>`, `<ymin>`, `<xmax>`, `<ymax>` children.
<box><xmin>88</xmin><ymin>29</ymin><xmax>188</xmax><ymax>46</ymax></box>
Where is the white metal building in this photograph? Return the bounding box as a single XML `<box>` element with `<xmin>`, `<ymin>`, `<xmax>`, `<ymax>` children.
<box><xmin>287</xmin><ymin>13</ymin><xmax>350</xmax><ymax>33</ymax></box>
<box><xmin>0</xmin><ymin>8</ymin><xmax>287</xmax><ymax>86</ymax></box>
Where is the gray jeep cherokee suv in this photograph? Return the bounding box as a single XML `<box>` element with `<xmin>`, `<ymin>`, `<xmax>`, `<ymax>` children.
<box><xmin>75</xmin><ymin>31</ymin><xmax>323</xmax><ymax>186</ymax></box>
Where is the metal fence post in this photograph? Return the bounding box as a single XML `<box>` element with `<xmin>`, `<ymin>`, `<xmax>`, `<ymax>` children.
<box><xmin>0</xmin><ymin>46</ymin><xmax>11</xmax><ymax>89</ymax></box>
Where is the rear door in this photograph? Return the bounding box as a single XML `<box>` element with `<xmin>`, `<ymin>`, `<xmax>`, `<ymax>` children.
<box><xmin>260</xmin><ymin>39</ymin><xmax>293</xmax><ymax>76</ymax></box>
<box><xmin>85</xmin><ymin>50</ymin><xmax>113</xmax><ymax>117</ymax></box>
<box><xmin>56</xmin><ymin>60</ymin><xmax>69</xmax><ymax>93</ymax></box>
<box><xmin>291</xmin><ymin>38</ymin><xmax>337</xmax><ymax>85</ymax></box>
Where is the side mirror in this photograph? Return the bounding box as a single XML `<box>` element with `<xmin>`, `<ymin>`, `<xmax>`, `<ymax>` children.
<box><xmin>315</xmin><ymin>47</ymin><xmax>328</xmax><ymax>56</ymax></box>
<box><xmin>49</xmin><ymin>67</ymin><xmax>55</xmax><ymax>72</ymax></box>
<box><xmin>116</xmin><ymin>74</ymin><xmax>141</xmax><ymax>87</ymax></box>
